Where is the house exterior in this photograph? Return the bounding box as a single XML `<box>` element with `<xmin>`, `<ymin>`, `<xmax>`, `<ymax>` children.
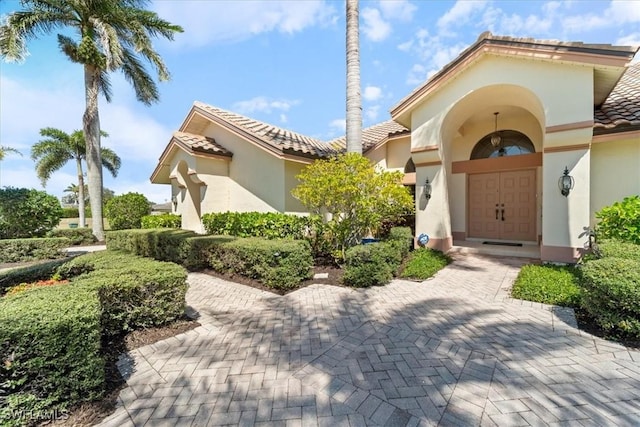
<box><xmin>151</xmin><ymin>32</ymin><xmax>639</xmax><ymax>263</ymax></box>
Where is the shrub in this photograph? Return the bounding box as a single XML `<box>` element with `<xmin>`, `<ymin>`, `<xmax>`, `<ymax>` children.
<box><xmin>209</xmin><ymin>238</ymin><xmax>313</xmax><ymax>290</ymax></box>
<box><xmin>105</xmin><ymin>192</ymin><xmax>151</xmax><ymax>230</ymax></box>
<box><xmin>0</xmin><ymin>237</ymin><xmax>70</xmax><ymax>263</ymax></box>
<box><xmin>60</xmin><ymin>207</ymin><xmax>92</xmax><ymax>219</ymax></box>
<box><xmin>0</xmin><ymin>251</ymin><xmax>188</xmax><ymax>420</ymax></box>
<box><xmin>598</xmin><ymin>240</ymin><xmax>640</xmax><ymax>261</ymax></box>
<box><xmin>595</xmin><ymin>195</ymin><xmax>640</xmax><ymax>244</ymax></box>
<box><xmin>141</xmin><ymin>213</ymin><xmax>182</xmax><ymax>229</ymax></box>
<box><xmin>0</xmin><ymin>258</ymin><xmax>71</xmax><ymax>295</ymax></box>
<box><xmin>47</xmin><ymin>228</ymin><xmax>97</xmax><ymax>246</ymax></box>
<box><xmin>342</xmin><ymin>243</ymin><xmax>395</xmax><ymax>288</ymax></box>
<box><xmin>511</xmin><ymin>264</ymin><xmax>581</xmax><ymax>307</ymax></box>
<box><xmin>0</xmin><ymin>187</ymin><xmax>62</xmax><ymax>238</ymax></box>
<box><xmin>387</xmin><ymin>227</ymin><xmax>414</xmax><ymax>259</ymax></box>
<box><xmin>400</xmin><ymin>248</ymin><xmax>450</xmax><ymax>281</ymax></box>
<box><xmin>202</xmin><ymin>211</ymin><xmax>316</xmax><ymax>240</ymax></box>
<box><xmin>580</xmin><ymin>257</ymin><xmax>640</xmax><ymax>339</ymax></box>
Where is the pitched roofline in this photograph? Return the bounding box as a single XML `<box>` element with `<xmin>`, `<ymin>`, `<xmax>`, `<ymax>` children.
<box><xmin>390</xmin><ymin>32</ymin><xmax>639</xmax><ymax>125</ymax></box>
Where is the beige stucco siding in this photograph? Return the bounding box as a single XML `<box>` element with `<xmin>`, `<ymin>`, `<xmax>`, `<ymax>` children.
<box><xmin>590</xmin><ymin>137</ymin><xmax>640</xmax><ymax>223</ymax></box>
<box><xmin>284</xmin><ymin>161</ymin><xmax>308</xmax><ymax>213</ymax></box>
<box><xmin>386</xmin><ymin>137</ymin><xmax>411</xmax><ymax>171</ymax></box>
<box><xmin>196</xmin><ymin>156</ymin><xmax>231</xmax><ymax>214</ymax></box>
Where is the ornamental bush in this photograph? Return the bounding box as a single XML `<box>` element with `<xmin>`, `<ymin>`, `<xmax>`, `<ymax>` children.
<box><xmin>0</xmin><ymin>258</ymin><xmax>71</xmax><ymax>295</ymax></box>
<box><xmin>141</xmin><ymin>213</ymin><xmax>181</xmax><ymax>229</ymax></box>
<box><xmin>0</xmin><ymin>187</ymin><xmax>62</xmax><ymax>238</ymax></box>
<box><xmin>47</xmin><ymin>227</ymin><xmax>97</xmax><ymax>246</ymax></box>
<box><xmin>104</xmin><ymin>192</ymin><xmax>151</xmax><ymax>230</ymax></box>
<box><xmin>595</xmin><ymin>195</ymin><xmax>640</xmax><ymax>244</ymax></box>
<box><xmin>0</xmin><ymin>237</ymin><xmax>70</xmax><ymax>263</ymax></box>
<box><xmin>597</xmin><ymin>239</ymin><xmax>640</xmax><ymax>261</ymax></box>
<box><xmin>342</xmin><ymin>243</ymin><xmax>395</xmax><ymax>288</ymax></box>
<box><xmin>202</xmin><ymin>211</ymin><xmax>317</xmax><ymax>240</ymax></box>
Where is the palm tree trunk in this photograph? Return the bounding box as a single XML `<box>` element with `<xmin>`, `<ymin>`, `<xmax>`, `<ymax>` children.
<box><xmin>346</xmin><ymin>0</ymin><xmax>362</xmax><ymax>154</ymax></box>
<box><xmin>83</xmin><ymin>65</ymin><xmax>105</xmax><ymax>241</ymax></box>
<box><xmin>76</xmin><ymin>158</ymin><xmax>86</xmax><ymax>228</ymax></box>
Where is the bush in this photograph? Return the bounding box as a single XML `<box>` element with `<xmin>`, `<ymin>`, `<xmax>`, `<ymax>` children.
<box><xmin>47</xmin><ymin>228</ymin><xmax>97</xmax><ymax>246</ymax></box>
<box><xmin>595</xmin><ymin>195</ymin><xmax>640</xmax><ymax>244</ymax></box>
<box><xmin>598</xmin><ymin>240</ymin><xmax>640</xmax><ymax>261</ymax></box>
<box><xmin>105</xmin><ymin>192</ymin><xmax>151</xmax><ymax>230</ymax></box>
<box><xmin>342</xmin><ymin>243</ymin><xmax>395</xmax><ymax>288</ymax></box>
<box><xmin>141</xmin><ymin>214</ymin><xmax>182</xmax><ymax>229</ymax></box>
<box><xmin>60</xmin><ymin>207</ymin><xmax>92</xmax><ymax>219</ymax></box>
<box><xmin>209</xmin><ymin>238</ymin><xmax>313</xmax><ymax>290</ymax></box>
<box><xmin>580</xmin><ymin>257</ymin><xmax>640</xmax><ymax>339</ymax></box>
<box><xmin>0</xmin><ymin>187</ymin><xmax>62</xmax><ymax>238</ymax></box>
<box><xmin>400</xmin><ymin>248</ymin><xmax>450</xmax><ymax>281</ymax></box>
<box><xmin>202</xmin><ymin>211</ymin><xmax>316</xmax><ymax>240</ymax></box>
<box><xmin>0</xmin><ymin>237</ymin><xmax>70</xmax><ymax>263</ymax></box>
<box><xmin>511</xmin><ymin>264</ymin><xmax>581</xmax><ymax>307</ymax></box>
<box><xmin>0</xmin><ymin>251</ymin><xmax>188</xmax><ymax>421</ymax></box>
<box><xmin>0</xmin><ymin>258</ymin><xmax>71</xmax><ymax>295</ymax></box>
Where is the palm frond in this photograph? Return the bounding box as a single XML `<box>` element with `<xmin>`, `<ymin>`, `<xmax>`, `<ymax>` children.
<box><xmin>97</xmin><ymin>69</ymin><xmax>113</xmax><ymax>102</ymax></box>
<box><xmin>120</xmin><ymin>46</ymin><xmax>158</xmax><ymax>105</ymax></box>
<box><xmin>100</xmin><ymin>147</ymin><xmax>121</xmax><ymax>178</ymax></box>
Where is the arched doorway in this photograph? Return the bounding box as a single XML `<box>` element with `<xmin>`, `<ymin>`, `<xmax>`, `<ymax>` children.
<box><xmin>467</xmin><ymin>130</ymin><xmax>537</xmax><ymax>242</ymax></box>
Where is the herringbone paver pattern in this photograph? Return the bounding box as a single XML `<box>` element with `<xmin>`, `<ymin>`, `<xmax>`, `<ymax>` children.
<box><xmin>98</xmin><ymin>254</ymin><xmax>640</xmax><ymax>426</ymax></box>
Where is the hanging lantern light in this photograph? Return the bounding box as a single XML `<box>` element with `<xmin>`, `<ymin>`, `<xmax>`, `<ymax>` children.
<box><xmin>491</xmin><ymin>112</ymin><xmax>501</xmax><ymax>148</ymax></box>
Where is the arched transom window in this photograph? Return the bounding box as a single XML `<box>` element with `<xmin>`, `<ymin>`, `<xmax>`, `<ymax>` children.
<box><xmin>470</xmin><ymin>130</ymin><xmax>535</xmax><ymax>160</ymax></box>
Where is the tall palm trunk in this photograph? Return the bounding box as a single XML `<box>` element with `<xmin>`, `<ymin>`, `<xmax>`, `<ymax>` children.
<box><xmin>83</xmin><ymin>64</ymin><xmax>104</xmax><ymax>240</ymax></box>
<box><xmin>75</xmin><ymin>158</ymin><xmax>86</xmax><ymax>227</ymax></box>
<box><xmin>346</xmin><ymin>0</ymin><xmax>362</xmax><ymax>154</ymax></box>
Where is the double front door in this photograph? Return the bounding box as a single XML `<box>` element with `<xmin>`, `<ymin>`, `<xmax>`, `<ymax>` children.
<box><xmin>468</xmin><ymin>170</ymin><xmax>536</xmax><ymax>241</ymax></box>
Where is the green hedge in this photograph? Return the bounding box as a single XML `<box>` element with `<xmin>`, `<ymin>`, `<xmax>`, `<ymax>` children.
<box><xmin>141</xmin><ymin>214</ymin><xmax>181</xmax><ymax>229</ymax></box>
<box><xmin>0</xmin><ymin>251</ymin><xmax>187</xmax><ymax>421</ymax></box>
<box><xmin>511</xmin><ymin>264</ymin><xmax>581</xmax><ymax>307</ymax></box>
<box><xmin>209</xmin><ymin>238</ymin><xmax>313</xmax><ymax>290</ymax></box>
<box><xmin>0</xmin><ymin>237</ymin><xmax>70</xmax><ymax>263</ymax></box>
<box><xmin>595</xmin><ymin>195</ymin><xmax>640</xmax><ymax>244</ymax></box>
<box><xmin>47</xmin><ymin>228</ymin><xmax>97</xmax><ymax>246</ymax></box>
<box><xmin>61</xmin><ymin>207</ymin><xmax>91</xmax><ymax>218</ymax></box>
<box><xmin>598</xmin><ymin>240</ymin><xmax>640</xmax><ymax>261</ymax></box>
<box><xmin>202</xmin><ymin>211</ymin><xmax>317</xmax><ymax>240</ymax></box>
<box><xmin>400</xmin><ymin>248</ymin><xmax>450</xmax><ymax>281</ymax></box>
<box><xmin>0</xmin><ymin>258</ymin><xmax>72</xmax><ymax>295</ymax></box>
<box><xmin>580</xmin><ymin>257</ymin><xmax>640</xmax><ymax>339</ymax></box>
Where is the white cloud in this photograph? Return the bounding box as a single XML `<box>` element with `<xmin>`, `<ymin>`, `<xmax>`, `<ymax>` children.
<box><xmin>152</xmin><ymin>0</ymin><xmax>337</xmax><ymax>48</ymax></box>
<box><xmin>280</xmin><ymin>114</ymin><xmax>288</xmax><ymax>123</ymax></box>
<box><xmin>437</xmin><ymin>1</ymin><xmax>488</xmax><ymax>33</ymax></box>
<box><xmin>365</xmin><ymin>105</ymin><xmax>380</xmax><ymax>122</ymax></box>
<box><xmin>406</xmin><ymin>63</ymin><xmax>427</xmax><ymax>85</ymax></box>
<box><xmin>562</xmin><ymin>0</ymin><xmax>640</xmax><ymax>33</ymax></box>
<box><xmin>397</xmin><ymin>40</ymin><xmax>413</xmax><ymax>51</ymax></box>
<box><xmin>363</xmin><ymin>85</ymin><xmax>383</xmax><ymax>102</ymax></box>
<box><xmin>361</xmin><ymin>7</ymin><xmax>392</xmax><ymax>42</ymax></box>
<box><xmin>379</xmin><ymin>0</ymin><xmax>417</xmax><ymax>22</ymax></box>
<box><xmin>617</xmin><ymin>33</ymin><xmax>640</xmax><ymax>46</ymax></box>
<box><xmin>329</xmin><ymin>119</ymin><xmax>346</xmax><ymax>132</ymax></box>
<box><xmin>232</xmin><ymin>97</ymin><xmax>300</xmax><ymax>114</ymax></box>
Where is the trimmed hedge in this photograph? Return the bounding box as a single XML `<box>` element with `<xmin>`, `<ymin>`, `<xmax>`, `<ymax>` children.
<box><xmin>141</xmin><ymin>214</ymin><xmax>181</xmax><ymax>229</ymax></box>
<box><xmin>0</xmin><ymin>251</ymin><xmax>187</xmax><ymax>421</ymax></box>
<box><xmin>202</xmin><ymin>211</ymin><xmax>317</xmax><ymax>240</ymax></box>
<box><xmin>598</xmin><ymin>240</ymin><xmax>640</xmax><ymax>261</ymax></box>
<box><xmin>0</xmin><ymin>258</ymin><xmax>72</xmax><ymax>295</ymax></box>
<box><xmin>209</xmin><ymin>238</ymin><xmax>313</xmax><ymax>290</ymax></box>
<box><xmin>580</xmin><ymin>257</ymin><xmax>640</xmax><ymax>339</ymax></box>
<box><xmin>0</xmin><ymin>237</ymin><xmax>70</xmax><ymax>263</ymax></box>
<box><xmin>47</xmin><ymin>228</ymin><xmax>97</xmax><ymax>246</ymax></box>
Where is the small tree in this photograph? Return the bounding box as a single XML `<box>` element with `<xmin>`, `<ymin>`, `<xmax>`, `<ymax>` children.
<box><xmin>0</xmin><ymin>187</ymin><xmax>62</xmax><ymax>238</ymax></box>
<box><xmin>292</xmin><ymin>153</ymin><xmax>414</xmax><ymax>259</ymax></box>
<box><xmin>105</xmin><ymin>192</ymin><xmax>151</xmax><ymax>230</ymax></box>
<box><xmin>595</xmin><ymin>195</ymin><xmax>640</xmax><ymax>244</ymax></box>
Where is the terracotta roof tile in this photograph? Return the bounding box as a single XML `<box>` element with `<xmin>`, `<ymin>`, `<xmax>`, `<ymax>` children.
<box><xmin>327</xmin><ymin>120</ymin><xmax>410</xmax><ymax>152</ymax></box>
<box><xmin>173</xmin><ymin>131</ymin><xmax>232</xmax><ymax>157</ymax></box>
<box><xmin>594</xmin><ymin>63</ymin><xmax>640</xmax><ymax>132</ymax></box>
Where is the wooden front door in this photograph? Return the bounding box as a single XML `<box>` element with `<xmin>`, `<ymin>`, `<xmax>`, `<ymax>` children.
<box><xmin>468</xmin><ymin>170</ymin><xmax>536</xmax><ymax>241</ymax></box>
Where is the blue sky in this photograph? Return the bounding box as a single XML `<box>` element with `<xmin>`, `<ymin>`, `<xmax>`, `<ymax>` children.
<box><xmin>1</xmin><ymin>0</ymin><xmax>639</xmax><ymax>204</ymax></box>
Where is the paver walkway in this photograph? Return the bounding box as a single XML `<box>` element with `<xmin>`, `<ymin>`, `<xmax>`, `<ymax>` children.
<box><xmin>98</xmin><ymin>254</ymin><xmax>640</xmax><ymax>426</ymax></box>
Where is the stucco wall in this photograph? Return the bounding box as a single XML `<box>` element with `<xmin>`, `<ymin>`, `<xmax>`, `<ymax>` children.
<box><xmin>386</xmin><ymin>137</ymin><xmax>411</xmax><ymax>171</ymax></box>
<box><xmin>590</xmin><ymin>137</ymin><xmax>640</xmax><ymax>223</ymax></box>
<box><xmin>284</xmin><ymin>160</ymin><xmax>309</xmax><ymax>214</ymax></box>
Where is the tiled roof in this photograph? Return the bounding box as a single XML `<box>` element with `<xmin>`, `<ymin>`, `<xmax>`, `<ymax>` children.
<box><xmin>172</xmin><ymin>131</ymin><xmax>233</xmax><ymax>157</ymax></box>
<box><xmin>594</xmin><ymin>63</ymin><xmax>640</xmax><ymax>132</ymax></box>
<box><xmin>194</xmin><ymin>102</ymin><xmax>340</xmax><ymax>158</ymax></box>
<box><xmin>328</xmin><ymin>120</ymin><xmax>409</xmax><ymax>152</ymax></box>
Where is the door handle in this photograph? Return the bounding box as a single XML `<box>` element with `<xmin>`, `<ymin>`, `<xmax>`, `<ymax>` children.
<box><xmin>495</xmin><ymin>204</ymin><xmax>499</xmax><ymax>220</ymax></box>
<box><xmin>501</xmin><ymin>204</ymin><xmax>505</xmax><ymax>221</ymax></box>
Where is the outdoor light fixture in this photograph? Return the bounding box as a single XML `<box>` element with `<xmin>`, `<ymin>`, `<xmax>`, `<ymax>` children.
<box><xmin>490</xmin><ymin>112</ymin><xmax>501</xmax><ymax>148</ymax></box>
<box><xmin>171</xmin><ymin>195</ymin><xmax>178</xmax><ymax>210</ymax></box>
<box><xmin>558</xmin><ymin>166</ymin><xmax>574</xmax><ymax>197</ymax></box>
<box><xmin>424</xmin><ymin>178</ymin><xmax>432</xmax><ymax>200</ymax></box>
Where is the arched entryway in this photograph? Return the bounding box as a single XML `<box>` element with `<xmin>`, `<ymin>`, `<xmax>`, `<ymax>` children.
<box><xmin>467</xmin><ymin>130</ymin><xmax>537</xmax><ymax>242</ymax></box>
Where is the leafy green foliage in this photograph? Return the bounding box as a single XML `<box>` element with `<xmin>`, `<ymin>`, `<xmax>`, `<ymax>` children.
<box><xmin>292</xmin><ymin>153</ymin><xmax>414</xmax><ymax>257</ymax></box>
<box><xmin>105</xmin><ymin>192</ymin><xmax>151</xmax><ymax>230</ymax></box>
<box><xmin>595</xmin><ymin>196</ymin><xmax>640</xmax><ymax>244</ymax></box>
<box><xmin>0</xmin><ymin>238</ymin><xmax>70</xmax><ymax>263</ymax></box>
<box><xmin>400</xmin><ymin>248</ymin><xmax>450</xmax><ymax>280</ymax></box>
<box><xmin>511</xmin><ymin>264</ymin><xmax>581</xmax><ymax>307</ymax></box>
<box><xmin>580</xmin><ymin>257</ymin><xmax>640</xmax><ymax>339</ymax></box>
<box><xmin>598</xmin><ymin>239</ymin><xmax>640</xmax><ymax>261</ymax></box>
<box><xmin>141</xmin><ymin>213</ymin><xmax>181</xmax><ymax>229</ymax></box>
<box><xmin>209</xmin><ymin>238</ymin><xmax>313</xmax><ymax>290</ymax></box>
<box><xmin>0</xmin><ymin>251</ymin><xmax>188</xmax><ymax>420</ymax></box>
<box><xmin>0</xmin><ymin>258</ymin><xmax>71</xmax><ymax>295</ymax></box>
<box><xmin>47</xmin><ymin>228</ymin><xmax>97</xmax><ymax>246</ymax></box>
<box><xmin>342</xmin><ymin>243</ymin><xmax>395</xmax><ymax>288</ymax></box>
<box><xmin>202</xmin><ymin>211</ymin><xmax>318</xmax><ymax>240</ymax></box>
<box><xmin>0</xmin><ymin>187</ymin><xmax>62</xmax><ymax>238</ymax></box>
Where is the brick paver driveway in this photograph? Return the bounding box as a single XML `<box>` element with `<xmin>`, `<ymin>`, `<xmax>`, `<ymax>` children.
<box><xmin>99</xmin><ymin>254</ymin><xmax>640</xmax><ymax>426</ymax></box>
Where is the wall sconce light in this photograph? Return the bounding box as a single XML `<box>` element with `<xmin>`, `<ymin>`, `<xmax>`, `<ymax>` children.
<box><xmin>424</xmin><ymin>178</ymin><xmax>432</xmax><ymax>200</ymax></box>
<box><xmin>558</xmin><ymin>166</ymin><xmax>574</xmax><ymax>197</ymax></box>
<box><xmin>171</xmin><ymin>195</ymin><xmax>178</xmax><ymax>210</ymax></box>
<box><xmin>490</xmin><ymin>112</ymin><xmax>501</xmax><ymax>148</ymax></box>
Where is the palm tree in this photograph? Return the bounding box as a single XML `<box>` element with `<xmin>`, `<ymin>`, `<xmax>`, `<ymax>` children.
<box><xmin>0</xmin><ymin>145</ymin><xmax>22</xmax><ymax>187</ymax></box>
<box><xmin>31</xmin><ymin>127</ymin><xmax>121</xmax><ymax>229</ymax></box>
<box><xmin>346</xmin><ymin>0</ymin><xmax>362</xmax><ymax>154</ymax></box>
<box><xmin>0</xmin><ymin>1</ymin><xmax>183</xmax><ymax>240</ymax></box>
